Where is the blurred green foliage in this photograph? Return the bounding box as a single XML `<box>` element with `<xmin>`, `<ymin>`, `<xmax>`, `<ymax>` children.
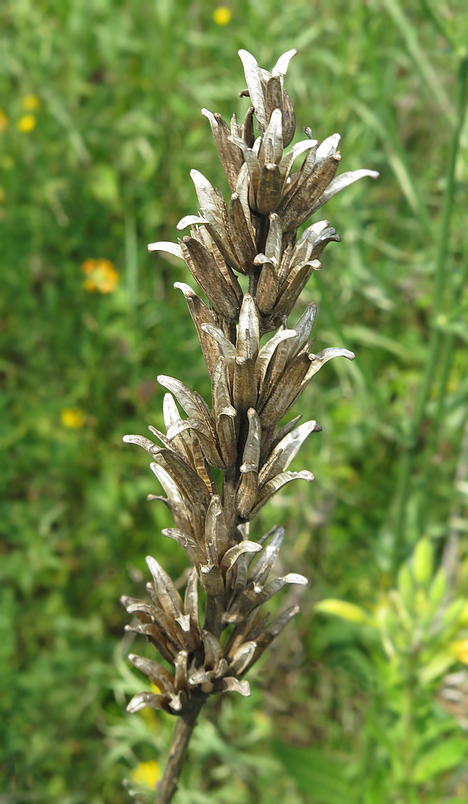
<box><xmin>315</xmin><ymin>537</ymin><xmax>468</xmax><ymax>802</ymax></box>
<box><xmin>1</xmin><ymin>0</ymin><xmax>468</xmax><ymax>801</ymax></box>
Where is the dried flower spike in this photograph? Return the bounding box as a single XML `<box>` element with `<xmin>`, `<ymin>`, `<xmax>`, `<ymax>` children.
<box><xmin>124</xmin><ymin>48</ymin><xmax>378</xmax><ymax>804</ymax></box>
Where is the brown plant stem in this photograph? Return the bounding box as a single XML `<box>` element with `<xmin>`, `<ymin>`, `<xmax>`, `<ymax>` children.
<box><xmin>155</xmin><ymin>694</ymin><xmax>207</xmax><ymax>804</ymax></box>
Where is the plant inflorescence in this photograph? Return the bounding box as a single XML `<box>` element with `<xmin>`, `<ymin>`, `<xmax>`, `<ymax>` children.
<box><xmin>122</xmin><ymin>49</ymin><xmax>378</xmax><ymax>803</ymax></box>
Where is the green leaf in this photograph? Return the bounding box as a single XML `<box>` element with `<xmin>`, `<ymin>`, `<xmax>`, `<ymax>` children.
<box><xmin>315</xmin><ymin>599</ymin><xmax>374</xmax><ymax>625</ymax></box>
<box><xmin>272</xmin><ymin>742</ymin><xmax>357</xmax><ymax>804</ymax></box>
<box><xmin>413</xmin><ymin>738</ymin><xmax>468</xmax><ymax>783</ymax></box>
<box><xmin>418</xmin><ymin>650</ymin><xmax>454</xmax><ymax>684</ymax></box>
<box><xmin>88</xmin><ymin>164</ymin><xmax>120</xmax><ymax>208</ymax></box>
<box><xmin>412</xmin><ymin>538</ymin><xmax>434</xmax><ymax>586</ymax></box>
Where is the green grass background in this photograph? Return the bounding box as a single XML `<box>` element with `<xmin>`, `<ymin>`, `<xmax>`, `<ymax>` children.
<box><xmin>1</xmin><ymin>0</ymin><xmax>468</xmax><ymax>801</ymax></box>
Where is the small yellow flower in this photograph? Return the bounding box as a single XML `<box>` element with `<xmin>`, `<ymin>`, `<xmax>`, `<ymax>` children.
<box><xmin>61</xmin><ymin>408</ymin><xmax>85</xmax><ymax>429</ymax></box>
<box><xmin>17</xmin><ymin>114</ymin><xmax>36</xmax><ymax>133</ymax></box>
<box><xmin>22</xmin><ymin>94</ymin><xmax>41</xmax><ymax>111</ymax></box>
<box><xmin>81</xmin><ymin>258</ymin><xmax>119</xmax><ymax>293</ymax></box>
<box><xmin>151</xmin><ymin>683</ymin><xmax>161</xmax><ymax>694</ymax></box>
<box><xmin>130</xmin><ymin>760</ymin><xmax>160</xmax><ymax>789</ymax></box>
<box><xmin>0</xmin><ymin>110</ymin><xmax>9</xmax><ymax>133</ymax></box>
<box><xmin>452</xmin><ymin>639</ymin><xmax>468</xmax><ymax>664</ymax></box>
<box><xmin>138</xmin><ymin>707</ymin><xmax>159</xmax><ymax>728</ymax></box>
<box><xmin>213</xmin><ymin>6</ymin><xmax>231</xmax><ymax>25</ymax></box>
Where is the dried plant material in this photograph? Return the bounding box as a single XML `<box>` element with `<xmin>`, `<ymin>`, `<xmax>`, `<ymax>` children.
<box><xmin>122</xmin><ymin>47</ymin><xmax>377</xmax><ymax>804</ymax></box>
<box><xmin>201</xmin><ymin>108</ymin><xmax>244</xmax><ymax>192</ymax></box>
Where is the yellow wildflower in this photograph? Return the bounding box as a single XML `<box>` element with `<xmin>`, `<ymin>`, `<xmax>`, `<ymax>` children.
<box><xmin>22</xmin><ymin>94</ymin><xmax>41</xmax><ymax>111</ymax></box>
<box><xmin>130</xmin><ymin>760</ymin><xmax>160</xmax><ymax>789</ymax></box>
<box><xmin>213</xmin><ymin>6</ymin><xmax>231</xmax><ymax>25</ymax></box>
<box><xmin>61</xmin><ymin>408</ymin><xmax>85</xmax><ymax>429</ymax></box>
<box><xmin>138</xmin><ymin>707</ymin><xmax>159</xmax><ymax>728</ymax></box>
<box><xmin>81</xmin><ymin>258</ymin><xmax>119</xmax><ymax>293</ymax></box>
<box><xmin>17</xmin><ymin>114</ymin><xmax>36</xmax><ymax>133</ymax></box>
<box><xmin>452</xmin><ymin>639</ymin><xmax>468</xmax><ymax>664</ymax></box>
<box><xmin>0</xmin><ymin>110</ymin><xmax>8</xmax><ymax>133</ymax></box>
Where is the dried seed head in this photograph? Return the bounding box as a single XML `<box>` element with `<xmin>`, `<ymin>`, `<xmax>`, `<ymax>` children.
<box><xmin>125</xmin><ymin>47</ymin><xmax>378</xmax><ymax>720</ymax></box>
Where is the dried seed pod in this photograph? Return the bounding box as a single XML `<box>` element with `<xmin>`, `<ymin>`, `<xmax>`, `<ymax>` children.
<box><xmin>308</xmin><ymin>168</ymin><xmax>380</xmax><ymax>217</ymax></box>
<box><xmin>201</xmin><ymin>108</ymin><xmax>244</xmax><ymax>193</ymax></box>
<box><xmin>301</xmin><ymin>347</ymin><xmax>355</xmax><ymax>388</ymax></box>
<box><xmin>125</xmin><ymin>622</ymin><xmax>176</xmax><ymax>666</ymax></box>
<box><xmin>219</xmin><ymin>677</ymin><xmax>251</xmax><ymax>696</ymax></box>
<box><xmin>146</xmin><ymin>556</ymin><xmax>183</xmax><ymax>619</ymax></box>
<box><xmin>174</xmin><ymin>282</ymin><xmax>220</xmax><ymax>378</ymax></box>
<box><xmin>212</xmin><ymin>357</ymin><xmax>237</xmax><ymax>467</ymax></box>
<box><xmin>229</xmin><ymin>641</ymin><xmax>257</xmax><ymax>675</ymax></box>
<box><xmin>174</xmin><ymin>650</ymin><xmax>189</xmax><ymax>696</ymax></box>
<box><xmin>229</xmin><ymin>135</ymin><xmax>261</xmax><ymax>209</ymax></box>
<box><xmin>205</xmin><ymin>495</ymin><xmax>229</xmax><ymax>564</ymax></box>
<box><xmin>233</xmin><ymin>356</ymin><xmax>257</xmax><ymax>413</ymax></box>
<box><xmin>255</xmin><ymin>329</ymin><xmax>296</xmax><ymax>392</ymax></box>
<box><xmin>128</xmin><ymin>654</ymin><xmax>175</xmax><ymax>694</ymax></box>
<box><xmin>255</xmin><ymin>259</ymin><xmax>279</xmax><ymax>315</ymax></box>
<box><xmin>191</xmin><ymin>226</ymin><xmax>244</xmax><ymax>309</ymax></box>
<box><xmin>127</xmin><ymin>691</ymin><xmax>171</xmax><ymax>714</ymax></box>
<box><xmin>189</xmin><ymin>171</ymin><xmax>242</xmax><ymax>273</ymax></box>
<box><xmin>249</xmin><ymin>471</ymin><xmax>315</xmax><ymax>519</ymax></box>
<box><xmin>258</xmin><ymin>109</ymin><xmax>283</xmax><ymax>167</ymax></box>
<box><xmin>190</xmin><ymin>430</ymin><xmax>222</xmax><ymax>482</ymax></box>
<box><xmin>278</xmin><ymin>138</ymin><xmax>318</xmax><ymax>190</ymax></box>
<box><xmin>279</xmin><ymin>154</ymin><xmax>341</xmax><ymax>232</ymax></box>
<box><xmin>220</xmin><ymin>541</ymin><xmax>262</xmax><ymax>573</ymax></box>
<box><xmin>180</xmin><ymin>237</ymin><xmax>241</xmax><ymax>319</ymax></box>
<box><xmin>237</xmin><ymin>409</ymin><xmax>261</xmax><ymax>518</ymax></box>
<box><xmin>258</xmin><ymin>350</ymin><xmax>311</xmax><ymax>429</ymax></box>
<box><xmin>256</xmin><ymin>163</ymin><xmax>282</xmax><ymax>214</ymax></box>
<box><xmin>249</xmin><ymin>605</ymin><xmax>301</xmax><ymax>665</ymax></box>
<box><xmin>150</xmin><ymin>452</ymin><xmax>211</xmax><ymax>511</ymax></box>
<box><xmin>228</xmin><ymin>193</ymin><xmax>257</xmax><ymax>271</ymax></box>
<box><xmin>199</xmin><ymin>564</ymin><xmax>225</xmax><ymax>596</ymax></box>
<box><xmin>202</xmin><ymin>631</ymin><xmax>224</xmax><ymax>670</ymax></box>
<box><xmin>242</xmin><ymin>106</ymin><xmax>255</xmax><ymax>147</ymax></box>
<box><xmin>273</xmin><ymin>259</ymin><xmax>322</xmax><ymax>320</ymax></box>
<box><xmin>264</xmin><ymin>75</ymin><xmax>283</xmax><ymax>127</ymax></box>
<box><xmin>157</xmin><ymin>375</ymin><xmax>217</xmax><ymax>444</ymax></box>
<box><xmin>202</xmin><ymin>322</ymin><xmax>237</xmax><ymax>367</ymax></box>
<box><xmin>259</xmin><ymin>420</ymin><xmax>321</xmax><ymax>487</ymax></box>
<box><xmin>162</xmin><ymin>528</ymin><xmax>208</xmax><ymax>566</ymax></box>
<box><xmin>237</xmin><ymin>294</ymin><xmax>260</xmax><ymax>362</ymax></box>
<box><xmin>284</xmin><ymin>304</ymin><xmax>317</xmax><ymax>361</ymax></box>
<box><xmin>281</xmin><ymin>89</ymin><xmax>296</xmax><ymax>147</ymax></box>
<box><xmin>260</xmin><ymin>573</ymin><xmax>308</xmax><ymax>605</ymax></box>
<box><xmin>238</xmin><ymin>49</ymin><xmax>267</xmax><ymax>129</ymax></box>
<box><xmin>174</xmin><ymin>614</ymin><xmax>199</xmax><ymax>653</ymax></box>
<box><xmin>235</xmin><ymin>162</ymin><xmax>252</xmax><ymax>224</ymax></box>
<box><xmin>248</xmin><ymin>527</ymin><xmax>284</xmax><ymax>587</ymax></box>
<box><xmin>184</xmin><ymin>569</ymin><xmax>202</xmax><ymax>640</ymax></box>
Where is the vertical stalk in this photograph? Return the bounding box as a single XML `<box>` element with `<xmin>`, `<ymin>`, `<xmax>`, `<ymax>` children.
<box><xmin>402</xmin><ymin>678</ymin><xmax>415</xmax><ymax>798</ymax></box>
<box><xmin>418</xmin><ymin>248</ymin><xmax>468</xmax><ymax>532</ymax></box>
<box><xmin>392</xmin><ymin>55</ymin><xmax>468</xmax><ymax>577</ymax></box>
<box><xmin>155</xmin><ymin>695</ymin><xmax>206</xmax><ymax>804</ymax></box>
